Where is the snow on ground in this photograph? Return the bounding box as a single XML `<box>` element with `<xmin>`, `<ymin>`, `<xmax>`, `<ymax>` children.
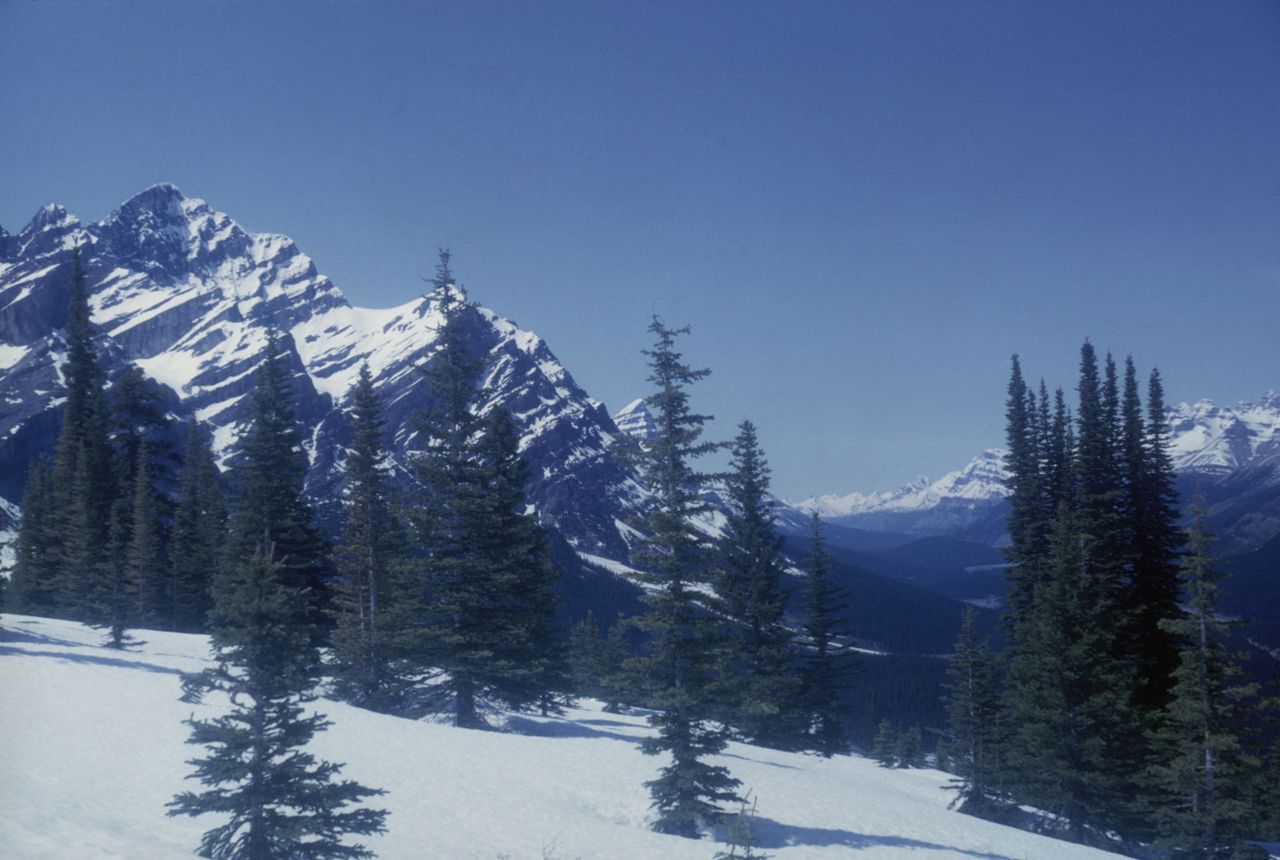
<box><xmin>0</xmin><ymin>614</ymin><xmax>1128</xmax><ymax>860</ymax></box>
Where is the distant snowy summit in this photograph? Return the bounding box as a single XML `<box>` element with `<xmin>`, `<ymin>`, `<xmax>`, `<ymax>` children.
<box><xmin>789</xmin><ymin>393</ymin><xmax>1280</xmax><ymax>550</ymax></box>
<box><xmin>0</xmin><ymin>185</ymin><xmax>643</xmax><ymax>558</ymax></box>
<box><xmin>611</xmin><ymin>398</ymin><xmax>658</xmax><ymax>441</ymax></box>
<box><xmin>796</xmin><ymin>449</ymin><xmax>1009</xmax><ymax>520</ymax></box>
<box><xmin>1166</xmin><ymin>392</ymin><xmax>1280</xmax><ymax>474</ymax></box>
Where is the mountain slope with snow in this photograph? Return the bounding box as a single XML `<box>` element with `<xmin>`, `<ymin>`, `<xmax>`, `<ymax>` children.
<box><xmin>0</xmin><ymin>186</ymin><xmax>641</xmax><ymax>557</ymax></box>
<box><xmin>0</xmin><ymin>613</ymin><xmax>1129</xmax><ymax>860</ymax></box>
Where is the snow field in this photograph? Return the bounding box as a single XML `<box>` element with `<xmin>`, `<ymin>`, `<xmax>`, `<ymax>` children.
<box><xmin>0</xmin><ymin>614</ymin><xmax>1127</xmax><ymax>859</ymax></box>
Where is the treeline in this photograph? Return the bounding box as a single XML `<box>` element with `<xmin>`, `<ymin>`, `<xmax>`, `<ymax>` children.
<box><xmin>5</xmin><ymin>253</ymin><xmax>867</xmax><ymax>849</ymax></box>
<box><xmin>932</xmin><ymin>344</ymin><xmax>1280</xmax><ymax>857</ymax></box>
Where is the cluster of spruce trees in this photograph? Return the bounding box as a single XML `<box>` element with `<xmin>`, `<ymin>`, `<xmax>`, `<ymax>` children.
<box><xmin>8</xmin><ymin>254</ymin><xmax>226</xmax><ymax>643</ymax></box>
<box><xmin>567</xmin><ymin>318</ymin><xmax>860</xmax><ymax>839</ymax></box>
<box><xmin>935</xmin><ymin>343</ymin><xmax>1280</xmax><ymax>858</ymax></box>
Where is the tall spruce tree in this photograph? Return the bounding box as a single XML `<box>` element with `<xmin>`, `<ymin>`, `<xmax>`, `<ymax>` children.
<box><xmin>1127</xmin><ymin>367</ymin><xmax>1185</xmax><ymax>715</ymax></box>
<box><xmin>630</xmin><ymin>316</ymin><xmax>740</xmax><ymax>838</ymax></box>
<box><xmin>403</xmin><ymin>250</ymin><xmax>489</xmax><ymax>726</ymax></box>
<box><xmin>330</xmin><ymin>364</ymin><xmax>409</xmax><ymax>713</ymax></box>
<box><xmin>798</xmin><ymin>512</ymin><xmax>855</xmax><ymax>757</ymax></box>
<box><xmin>716</xmin><ymin>420</ymin><xmax>800</xmax><ymax>747</ymax></box>
<box><xmin>169</xmin><ymin>423</ymin><xmax>227</xmax><ymax>632</ymax></box>
<box><xmin>404</xmin><ymin>252</ymin><xmax>566</xmax><ymax>724</ymax></box>
<box><xmin>49</xmin><ymin>252</ymin><xmax>116</xmax><ymax>618</ymax></box>
<box><xmin>169</xmin><ymin>548</ymin><xmax>388</xmax><ymax>858</ymax></box>
<box><xmin>1002</xmin><ymin>355</ymin><xmax>1046</xmax><ymax>628</ymax></box>
<box><xmin>225</xmin><ymin>328</ymin><xmax>332</xmax><ymax>637</ymax></box>
<box><xmin>942</xmin><ymin>607</ymin><xmax>1002</xmax><ymax>813</ymax></box>
<box><xmin>1146</xmin><ymin>507</ymin><xmax>1259</xmax><ymax>857</ymax></box>
<box><xmin>8</xmin><ymin>456</ymin><xmax>58</xmax><ymax>613</ymax></box>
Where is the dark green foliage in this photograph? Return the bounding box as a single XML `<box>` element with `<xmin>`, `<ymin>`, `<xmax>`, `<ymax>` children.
<box><xmin>569</xmin><ymin>611</ymin><xmax>629</xmax><ymax>712</ymax></box>
<box><xmin>942</xmin><ymin>607</ymin><xmax>1002</xmax><ymax>809</ymax></box>
<box><xmin>466</xmin><ymin>408</ymin><xmax>569</xmax><ymax>713</ymax></box>
<box><xmin>999</xmin><ymin>343</ymin><xmax>1192</xmax><ymax>843</ymax></box>
<box><xmin>169</xmin><ymin>549</ymin><xmax>388</xmax><ymax>859</ymax></box>
<box><xmin>628</xmin><ymin>316</ymin><xmax>739</xmax><ymax>838</ymax></box>
<box><xmin>1003</xmin><ymin>355</ymin><xmax>1045</xmax><ymax>619</ymax></box>
<box><xmin>1003</xmin><ymin>505</ymin><xmax>1139</xmax><ymax>841</ymax></box>
<box><xmin>8</xmin><ymin>456</ymin><xmax>57</xmax><ymax>613</ymax></box>
<box><xmin>1126</xmin><ymin>366</ymin><xmax>1185</xmax><ymax>714</ymax></box>
<box><xmin>871</xmin><ymin>719</ymin><xmax>897</xmax><ymax>767</ymax></box>
<box><xmin>894</xmin><ymin>726</ymin><xmax>925</xmax><ymax>768</ymax></box>
<box><xmin>127</xmin><ymin>441</ymin><xmax>168</xmax><ymax>627</ymax></box>
<box><xmin>108</xmin><ymin>364</ymin><xmax>178</xmax><ymax>506</ymax></box>
<box><xmin>169</xmin><ymin>423</ymin><xmax>227</xmax><ymax>632</ymax></box>
<box><xmin>403</xmin><ymin>252</ymin><xmax>565</xmax><ymax>725</ymax></box>
<box><xmin>799</xmin><ymin>513</ymin><xmax>855</xmax><ymax>757</ymax></box>
<box><xmin>716</xmin><ymin>420</ymin><xmax>802</xmax><ymax>748</ymax></box>
<box><xmin>329</xmin><ymin>365</ymin><xmax>411</xmax><ymax>714</ymax></box>
<box><xmin>49</xmin><ymin>253</ymin><xmax>117</xmax><ymax>618</ymax></box>
<box><xmin>1146</xmin><ymin>508</ymin><xmax>1260</xmax><ymax>857</ymax></box>
<box><xmin>225</xmin><ymin>328</ymin><xmax>332</xmax><ymax>636</ymax></box>
<box><xmin>63</xmin><ymin>440</ymin><xmax>114</xmax><ymax>621</ymax></box>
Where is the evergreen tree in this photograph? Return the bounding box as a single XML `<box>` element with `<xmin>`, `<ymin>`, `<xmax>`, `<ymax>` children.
<box><xmin>169</xmin><ymin>548</ymin><xmax>388</xmax><ymax>858</ymax></box>
<box><xmin>570</xmin><ymin>612</ymin><xmax>629</xmax><ymax>713</ymax></box>
<box><xmin>8</xmin><ymin>456</ymin><xmax>58</xmax><ymax>613</ymax></box>
<box><xmin>1127</xmin><ymin>366</ymin><xmax>1185</xmax><ymax>715</ymax></box>
<box><xmin>871</xmin><ymin>719</ymin><xmax>898</xmax><ymax>767</ymax></box>
<box><xmin>1002</xmin><ymin>355</ymin><xmax>1045</xmax><ymax>626</ymax></box>
<box><xmin>225</xmin><ymin>328</ymin><xmax>332</xmax><ymax>637</ymax></box>
<box><xmin>1146</xmin><ymin>507</ymin><xmax>1259</xmax><ymax>857</ymax></box>
<box><xmin>942</xmin><ymin>606</ymin><xmax>1002</xmax><ymax>812</ymax></box>
<box><xmin>330</xmin><ymin>365</ymin><xmax>409</xmax><ymax>713</ymax></box>
<box><xmin>127</xmin><ymin>441</ymin><xmax>168</xmax><ymax>627</ymax></box>
<box><xmin>404</xmin><ymin>252</ymin><xmax>566</xmax><ymax>724</ymax></box>
<box><xmin>49</xmin><ymin>252</ymin><xmax>116</xmax><ymax>617</ymax></box>
<box><xmin>466</xmin><ymin>407</ymin><xmax>568</xmax><ymax>713</ymax></box>
<box><xmin>798</xmin><ymin>513</ymin><xmax>855</xmax><ymax>757</ymax></box>
<box><xmin>402</xmin><ymin>250</ymin><xmax>489</xmax><ymax>727</ymax></box>
<box><xmin>894</xmin><ymin>726</ymin><xmax>925</xmax><ymax>769</ymax></box>
<box><xmin>1004</xmin><ymin>504</ymin><xmax>1137</xmax><ymax>842</ymax></box>
<box><xmin>629</xmin><ymin>316</ymin><xmax>740</xmax><ymax>838</ymax></box>
<box><xmin>716</xmin><ymin>420</ymin><xmax>801</xmax><ymax>747</ymax></box>
<box><xmin>62</xmin><ymin>441</ymin><xmax>114</xmax><ymax>621</ymax></box>
<box><xmin>169</xmin><ymin>423</ymin><xmax>228</xmax><ymax>632</ymax></box>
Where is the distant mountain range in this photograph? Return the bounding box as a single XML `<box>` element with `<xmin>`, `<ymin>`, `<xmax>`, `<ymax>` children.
<box><xmin>789</xmin><ymin>395</ymin><xmax>1280</xmax><ymax>556</ymax></box>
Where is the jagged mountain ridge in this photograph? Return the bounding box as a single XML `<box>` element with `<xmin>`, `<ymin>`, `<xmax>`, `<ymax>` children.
<box><xmin>0</xmin><ymin>185</ymin><xmax>643</xmax><ymax>558</ymax></box>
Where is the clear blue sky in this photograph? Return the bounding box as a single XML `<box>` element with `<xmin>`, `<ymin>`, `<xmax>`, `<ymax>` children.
<box><xmin>3</xmin><ymin>0</ymin><xmax>1278</xmax><ymax>499</ymax></box>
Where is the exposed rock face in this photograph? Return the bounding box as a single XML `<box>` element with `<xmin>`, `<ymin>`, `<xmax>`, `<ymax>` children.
<box><xmin>0</xmin><ymin>185</ymin><xmax>642</xmax><ymax>558</ymax></box>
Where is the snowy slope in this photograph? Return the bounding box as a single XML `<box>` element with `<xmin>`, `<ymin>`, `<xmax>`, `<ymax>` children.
<box><xmin>0</xmin><ymin>613</ymin><xmax>1128</xmax><ymax>860</ymax></box>
<box><xmin>0</xmin><ymin>186</ymin><xmax>641</xmax><ymax>557</ymax></box>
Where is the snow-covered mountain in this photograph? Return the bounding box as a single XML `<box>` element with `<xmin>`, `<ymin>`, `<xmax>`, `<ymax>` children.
<box><xmin>0</xmin><ymin>185</ymin><xmax>642</xmax><ymax>558</ymax></box>
<box><xmin>611</xmin><ymin>398</ymin><xmax>658</xmax><ymax>441</ymax></box>
<box><xmin>799</xmin><ymin>450</ymin><xmax>1008</xmax><ymax>520</ymax></box>
<box><xmin>1166</xmin><ymin>393</ymin><xmax>1280</xmax><ymax>474</ymax></box>
<box><xmin>795</xmin><ymin>395</ymin><xmax>1280</xmax><ymax>552</ymax></box>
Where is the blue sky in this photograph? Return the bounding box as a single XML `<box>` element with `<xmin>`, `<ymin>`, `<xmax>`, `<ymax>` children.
<box><xmin>2</xmin><ymin>0</ymin><xmax>1278</xmax><ymax>498</ymax></box>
